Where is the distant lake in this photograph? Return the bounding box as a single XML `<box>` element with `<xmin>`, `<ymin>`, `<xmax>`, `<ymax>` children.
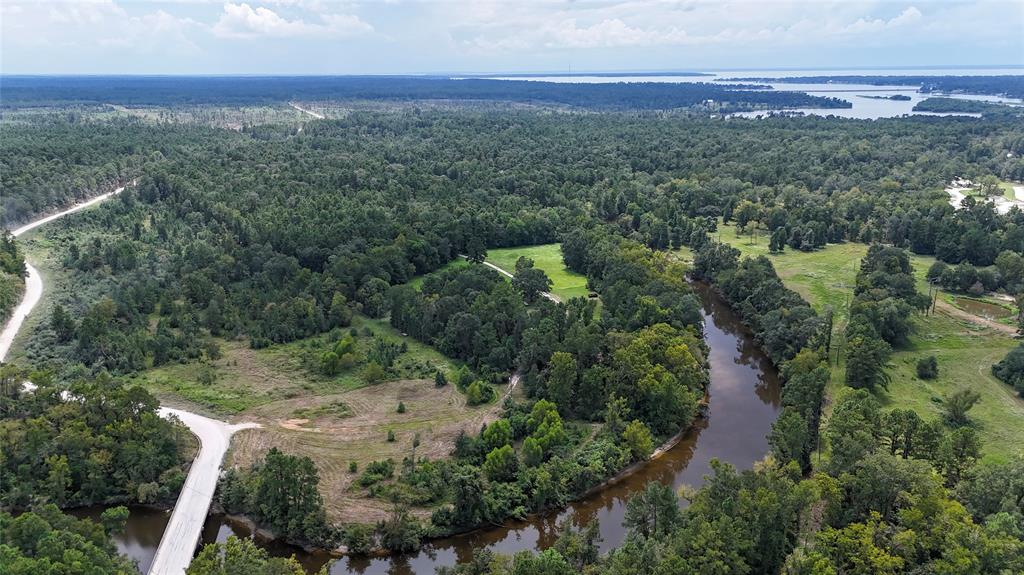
<box><xmin>480</xmin><ymin>67</ymin><xmax>1024</xmax><ymax>119</ymax></box>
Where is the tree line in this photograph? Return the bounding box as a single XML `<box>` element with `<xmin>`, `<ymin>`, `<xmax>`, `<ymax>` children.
<box><xmin>2</xmin><ymin>76</ymin><xmax>851</xmax><ymax>112</ymax></box>
<box><xmin>0</xmin><ymin>366</ymin><xmax>189</xmax><ymax>509</ymax></box>
<box><xmin>0</xmin><ymin>231</ymin><xmax>26</xmax><ymax>322</ymax></box>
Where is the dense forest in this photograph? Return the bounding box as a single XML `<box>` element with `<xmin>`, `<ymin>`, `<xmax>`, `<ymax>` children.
<box><xmin>0</xmin><ymin>232</ymin><xmax>26</xmax><ymax>321</ymax></box>
<box><xmin>7</xmin><ymin>110</ymin><xmax>1024</xmax><ymax>379</ymax></box>
<box><xmin>914</xmin><ymin>96</ymin><xmax>1021</xmax><ymax>116</ymax></box>
<box><xmin>3</xmin><ymin>96</ymin><xmax>1024</xmax><ymax>572</ymax></box>
<box><xmin>0</xmin><ymin>366</ymin><xmax>190</xmax><ymax>509</ymax></box>
<box><xmin>1</xmin><ymin>504</ymin><xmax>139</xmax><ymax>574</ymax></box>
<box><xmin>0</xmin><ymin>76</ymin><xmax>850</xmax><ymax>112</ymax></box>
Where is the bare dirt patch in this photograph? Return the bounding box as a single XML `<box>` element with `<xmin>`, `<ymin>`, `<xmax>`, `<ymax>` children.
<box><xmin>227</xmin><ymin>378</ymin><xmax>501</xmax><ymax>523</ymax></box>
<box><xmin>935</xmin><ymin>298</ymin><xmax>1017</xmax><ymax>336</ymax></box>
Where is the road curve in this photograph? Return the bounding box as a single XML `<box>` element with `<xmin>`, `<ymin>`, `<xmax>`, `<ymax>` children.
<box><xmin>0</xmin><ymin>184</ymin><xmax>129</xmax><ymax>361</ymax></box>
<box><xmin>150</xmin><ymin>408</ymin><xmax>259</xmax><ymax>575</ymax></box>
<box><xmin>0</xmin><ymin>183</ymin><xmax>259</xmax><ymax>575</ymax></box>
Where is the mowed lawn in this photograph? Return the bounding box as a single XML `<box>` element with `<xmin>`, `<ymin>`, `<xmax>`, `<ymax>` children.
<box><xmin>487</xmin><ymin>244</ymin><xmax>592</xmax><ymax>300</ymax></box>
<box><xmin>716</xmin><ymin>222</ymin><xmax>1024</xmax><ymax>463</ymax></box>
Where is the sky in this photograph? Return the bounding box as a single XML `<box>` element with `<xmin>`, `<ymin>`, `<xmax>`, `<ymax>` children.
<box><xmin>2</xmin><ymin>0</ymin><xmax>1022</xmax><ymax>75</ymax></box>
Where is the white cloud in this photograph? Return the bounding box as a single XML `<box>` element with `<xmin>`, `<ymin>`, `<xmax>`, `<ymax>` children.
<box><xmin>842</xmin><ymin>6</ymin><xmax>922</xmax><ymax>35</ymax></box>
<box><xmin>452</xmin><ymin>2</ymin><xmax>934</xmax><ymax>52</ymax></box>
<box><xmin>99</xmin><ymin>10</ymin><xmax>202</xmax><ymax>54</ymax></box>
<box><xmin>212</xmin><ymin>2</ymin><xmax>372</xmax><ymax>38</ymax></box>
<box><xmin>46</xmin><ymin>0</ymin><xmax>125</xmax><ymax>24</ymax></box>
<box><xmin>3</xmin><ymin>0</ymin><xmax>200</xmax><ymax>53</ymax></box>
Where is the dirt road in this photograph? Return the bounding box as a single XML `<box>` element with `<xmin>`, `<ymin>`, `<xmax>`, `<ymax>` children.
<box><xmin>0</xmin><ymin>183</ymin><xmax>258</xmax><ymax>575</ymax></box>
<box><xmin>149</xmin><ymin>408</ymin><xmax>258</xmax><ymax>575</ymax></box>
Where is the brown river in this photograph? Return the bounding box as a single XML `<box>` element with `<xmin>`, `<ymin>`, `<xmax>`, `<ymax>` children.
<box><xmin>81</xmin><ymin>281</ymin><xmax>782</xmax><ymax>574</ymax></box>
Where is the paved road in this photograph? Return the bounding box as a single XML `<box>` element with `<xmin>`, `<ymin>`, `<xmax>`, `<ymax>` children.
<box><xmin>0</xmin><ymin>183</ymin><xmax>259</xmax><ymax>575</ymax></box>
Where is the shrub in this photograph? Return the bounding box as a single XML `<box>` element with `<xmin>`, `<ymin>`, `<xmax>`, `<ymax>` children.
<box><xmin>349</xmin><ymin>461</ymin><xmax>358</xmax><ymax>473</ymax></box>
<box><xmin>341</xmin><ymin>524</ymin><xmax>375</xmax><ymax>555</ymax></box>
<box><xmin>358</xmin><ymin>459</ymin><xmax>395</xmax><ymax>487</ymax></box>
<box><xmin>362</xmin><ymin>361</ymin><xmax>387</xmax><ymax>384</ymax></box>
<box><xmin>944</xmin><ymin>388</ymin><xmax>981</xmax><ymax>427</ymax></box>
<box><xmin>387</xmin><ymin>429</ymin><xmax>396</xmax><ymax>442</ymax></box>
<box><xmin>466</xmin><ymin>380</ymin><xmax>494</xmax><ymax>406</ymax></box>
<box><xmin>917</xmin><ymin>356</ymin><xmax>939</xmax><ymax>379</ymax></box>
<box><xmin>993</xmin><ymin>343</ymin><xmax>1024</xmax><ymax>395</ymax></box>
<box><xmin>397</xmin><ymin>402</ymin><xmax>406</xmax><ymax>414</ymax></box>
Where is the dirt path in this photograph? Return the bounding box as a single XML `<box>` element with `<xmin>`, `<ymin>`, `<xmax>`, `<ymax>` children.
<box><xmin>475</xmin><ymin>258</ymin><xmax>563</xmax><ymax>303</ymax></box>
<box><xmin>946</xmin><ymin>182</ymin><xmax>1024</xmax><ymax>215</ymax></box>
<box><xmin>934</xmin><ymin>297</ymin><xmax>1017</xmax><ymax>336</ymax></box>
<box><xmin>1</xmin><ymin>183</ymin><xmax>132</xmax><ymax>361</ymax></box>
<box><xmin>290</xmin><ymin>102</ymin><xmax>325</xmax><ymax>120</ymax></box>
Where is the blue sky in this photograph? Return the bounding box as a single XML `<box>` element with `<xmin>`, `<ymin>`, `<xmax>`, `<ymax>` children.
<box><xmin>2</xmin><ymin>1</ymin><xmax>1022</xmax><ymax>75</ymax></box>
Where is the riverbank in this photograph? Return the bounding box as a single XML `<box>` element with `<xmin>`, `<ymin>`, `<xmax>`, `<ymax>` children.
<box><xmin>56</xmin><ymin>268</ymin><xmax>780</xmax><ymax>575</ymax></box>
<box><xmin>713</xmin><ymin>222</ymin><xmax>1024</xmax><ymax>463</ymax></box>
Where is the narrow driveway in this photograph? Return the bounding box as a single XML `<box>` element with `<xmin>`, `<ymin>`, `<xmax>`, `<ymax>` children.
<box><xmin>478</xmin><ymin>259</ymin><xmax>562</xmax><ymax>303</ymax></box>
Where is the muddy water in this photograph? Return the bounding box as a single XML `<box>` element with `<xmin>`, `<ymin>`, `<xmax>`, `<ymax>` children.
<box><xmin>953</xmin><ymin>296</ymin><xmax>1012</xmax><ymax>320</ymax></box>
<box><xmin>98</xmin><ymin>282</ymin><xmax>782</xmax><ymax>574</ymax></box>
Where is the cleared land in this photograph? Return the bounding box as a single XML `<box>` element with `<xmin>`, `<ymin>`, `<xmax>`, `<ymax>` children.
<box><xmin>134</xmin><ymin>315</ymin><xmax>458</xmax><ymax>416</ymax></box>
<box><xmin>16</xmin><ymin>226</ymin><xmax>508</xmax><ymax>524</ymax></box>
<box><xmin>131</xmin><ymin>314</ymin><xmax>495</xmax><ymax>523</ymax></box>
<box><xmin>715</xmin><ymin>222</ymin><xmax>1024</xmax><ymax>463</ymax></box>
<box><xmin>229</xmin><ymin>376</ymin><xmax>502</xmax><ymax>523</ymax></box>
<box><xmin>487</xmin><ymin>244</ymin><xmax>592</xmax><ymax>300</ymax></box>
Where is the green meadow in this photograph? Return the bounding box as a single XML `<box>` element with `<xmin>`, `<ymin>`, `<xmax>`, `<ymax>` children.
<box><xmin>715</xmin><ymin>221</ymin><xmax>1024</xmax><ymax>463</ymax></box>
<box><xmin>487</xmin><ymin>244</ymin><xmax>592</xmax><ymax>301</ymax></box>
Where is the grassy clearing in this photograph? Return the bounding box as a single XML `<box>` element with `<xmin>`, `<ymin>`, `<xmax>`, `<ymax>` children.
<box><xmin>715</xmin><ymin>221</ymin><xmax>866</xmax><ymax>329</ymax></box>
<box><xmin>133</xmin><ymin>314</ymin><xmax>460</xmax><ymax>416</ymax></box>
<box><xmin>487</xmin><ymin>244</ymin><xmax>592</xmax><ymax>300</ymax></box>
<box><xmin>1000</xmin><ymin>180</ymin><xmax>1019</xmax><ymax>201</ymax></box>
<box><xmin>228</xmin><ymin>376</ymin><xmax>502</xmax><ymax>524</ymax></box>
<box><xmin>715</xmin><ymin>222</ymin><xmax>1024</xmax><ymax>463</ymax></box>
<box><xmin>136</xmin><ymin>310</ymin><xmax>488</xmax><ymax>523</ymax></box>
<box><xmin>882</xmin><ymin>317</ymin><xmax>1021</xmax><ymax>462</ymax></box>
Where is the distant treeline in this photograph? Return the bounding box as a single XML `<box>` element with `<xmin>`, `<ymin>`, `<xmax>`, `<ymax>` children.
<box><xmin>726</xmin><ymin>74</ymin><xmax>1024</xmax><ymax>99</ymax></box>
<box><xmin>913</xmin><ymin>96</ymin><xmax>1023</xmax><ymax>116</ymax></box>
<box><xmin>0</xmin><ymin>76</ymin><xmax>849</xmax><ymax>112</ymax></box>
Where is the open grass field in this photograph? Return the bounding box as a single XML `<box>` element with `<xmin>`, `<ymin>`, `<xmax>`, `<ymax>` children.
<box><xmin>487</xmin><ymin>244</ymin><xmax>592</xmax><ymax>300</ymax></box>
<box><xmin>715</xmin><ymin>222</ymin><xmax>1024</xmax><ymax>463</ymax></box>
<box><xmin>714</xmin><ymin>222</ymin><xmax>866</xmax><ymax>329</ymax></box>
<box><xmin>1000</xmin><ymin>180</ymin><xmax>1019</xmax><ymax>201</ymax></box>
